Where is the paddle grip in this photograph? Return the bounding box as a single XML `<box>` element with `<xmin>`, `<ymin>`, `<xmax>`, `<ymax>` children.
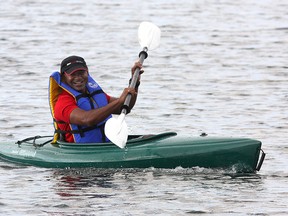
<box><xmin>122</xmin><ymin>48</ymin><xmax>148</xmax><ymax>114</ymax></box>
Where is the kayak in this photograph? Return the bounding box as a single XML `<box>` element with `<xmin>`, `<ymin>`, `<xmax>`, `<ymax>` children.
<box><xmin>0</xmin><ymin>132</ymin><xmax>265</xmax><ymax>172</ymax></box>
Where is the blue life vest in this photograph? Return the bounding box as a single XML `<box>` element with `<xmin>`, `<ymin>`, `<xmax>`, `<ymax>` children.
<box><xmin>49</xmin><ymin>71</ymin><xmax>111</xmax><ymax>143</ymax></box>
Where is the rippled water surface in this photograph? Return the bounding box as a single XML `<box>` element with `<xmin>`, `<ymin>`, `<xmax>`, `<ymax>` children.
<box><xmin>0</xmin><ymin>0</ymin><xmax>287</xmax><ymax>215</ymax></box>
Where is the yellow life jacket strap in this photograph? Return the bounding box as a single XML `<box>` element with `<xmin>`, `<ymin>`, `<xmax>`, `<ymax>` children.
<box><xmin>49</xmin><ymin>75</ymin><xmax>62</xmax><ymax>143</ymax></box>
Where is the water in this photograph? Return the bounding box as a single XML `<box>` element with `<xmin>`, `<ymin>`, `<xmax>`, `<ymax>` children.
<box><xmin>0</xmin><ymin>0</ymin><xmax>287</xmax><ymax>215</ymax></box>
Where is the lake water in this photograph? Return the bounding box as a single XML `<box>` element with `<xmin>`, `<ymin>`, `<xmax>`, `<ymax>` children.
<box><xmin>0</xmin><ymin>0</ymin><xmax>287</xmax><ymax>215</ymax></box>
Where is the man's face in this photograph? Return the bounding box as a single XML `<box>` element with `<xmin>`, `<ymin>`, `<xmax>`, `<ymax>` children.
<box><xmin>63</xmin><ymin>70</ymin><xmax>88</xmax><ymax>93</ymax></box>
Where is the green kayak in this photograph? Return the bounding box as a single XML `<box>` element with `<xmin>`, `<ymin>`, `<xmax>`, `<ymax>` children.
<box><xmin>0</xmin><ymin>132</ymin><xmax>265</xmax><ymax>172</ymax></box>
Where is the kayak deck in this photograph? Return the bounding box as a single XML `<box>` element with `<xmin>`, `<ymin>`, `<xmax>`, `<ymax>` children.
<box><xmin>0</xmin><ymin>132</ymin><xmax>265</xmax><ymax>172</ymax></box>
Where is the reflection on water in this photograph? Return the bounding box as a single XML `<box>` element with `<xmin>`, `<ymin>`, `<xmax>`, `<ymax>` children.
<box><xmin>52</xmin><ymin>167</ymin><xmax>265</xmax><ymax>198</ymax></box>
<box><xmin>0</xmin><ymin>160</ymin><xmax>286</xmax><ymax>215</ymax></box>
<box><xmin>47</xmin><ymin>168</ymin><xmax>268</xmax><ymax>215</ymax></box>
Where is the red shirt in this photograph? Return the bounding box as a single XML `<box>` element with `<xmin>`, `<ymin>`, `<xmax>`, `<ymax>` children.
<box><xmin>54</xmin><ymin>90</ymin><xmax>111</xmax><ymax>142</ymax></box>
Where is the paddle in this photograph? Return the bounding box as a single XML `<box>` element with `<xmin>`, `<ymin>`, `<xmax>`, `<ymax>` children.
<box><xmin>104</xmin><ymin>21</ymin><xmax>161</xmax><ymax>148</ymax></box>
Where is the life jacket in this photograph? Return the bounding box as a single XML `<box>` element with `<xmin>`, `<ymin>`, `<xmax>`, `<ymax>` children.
<box><xmin>49</xmin><ymin>71</ymin><xmax>111</xmax><ymax>143</ymax></box>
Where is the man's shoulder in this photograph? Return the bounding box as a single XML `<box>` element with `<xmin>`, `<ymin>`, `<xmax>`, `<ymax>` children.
<box><xmin>56</xmin><ymin>90</ymin><xmax>75</xmax><ymax>106</ymax></box>
<box><xmin>58</xmin><ymin>89</ymin><xmax>73</xmax><ymax>98</ymax></box>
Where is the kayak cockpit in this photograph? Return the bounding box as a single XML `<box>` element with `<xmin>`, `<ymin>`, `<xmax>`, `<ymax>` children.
<box><xmin>15</xmin><ymin>132</ymin><xmax>178</xmax><ymax>148</ymax></box>
<box><xmin>57</xmin><ymin>132</ymin><xmax>177</xmax><ymax>148</ymax></box>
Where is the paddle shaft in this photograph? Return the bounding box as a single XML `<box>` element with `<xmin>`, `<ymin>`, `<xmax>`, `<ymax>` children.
<box><xmin>122</xmin><ymin>47</ymin><xmax>148</xmax><ymax>115</ymax></box>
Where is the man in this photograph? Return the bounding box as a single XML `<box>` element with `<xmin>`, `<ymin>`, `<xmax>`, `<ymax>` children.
<box><xmin>49</xmin><ymin>55</ymin><xmax>142</xmax><ymax>143</ymax></box>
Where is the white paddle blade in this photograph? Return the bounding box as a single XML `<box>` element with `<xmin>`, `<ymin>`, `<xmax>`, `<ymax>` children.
<box><xmin>138</xmin><ymin>21</ymin><xmax>161</xmax><ymax>50</ymax></box>
<box><xmin>104</xmin><ymin>113</ymin><xmax>128</xmax><ymax>148</ymax></box>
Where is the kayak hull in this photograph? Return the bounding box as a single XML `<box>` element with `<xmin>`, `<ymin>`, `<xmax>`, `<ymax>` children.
<box><xmin>0</xmin><ymin>132</ymin><xmax>264</xmax><ymax>172</ymax></box>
